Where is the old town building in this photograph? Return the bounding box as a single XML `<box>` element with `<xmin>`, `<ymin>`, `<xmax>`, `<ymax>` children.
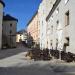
<box><xmin>46</xmin><ymin>0</ymin><xmax>75</xmax><ymax>54</ymax></box>
<box><xmin>2</xmin><ymin>14</ymin><xmax>18</xmax><ymax>48</ymax></box>
<box><xmin>27</xmin><ymin>11</ymin><xmax>39</xmax><ymax>47</ymax></box>
<box><xmin>26</xmin><ymin>0</ymin><xmax>75</xmax><ymax>56</ymax></box>
<box><xmin>16</xmin><ymin>29</ymin><xmax>28</xmax><ymax>43</ymax></box>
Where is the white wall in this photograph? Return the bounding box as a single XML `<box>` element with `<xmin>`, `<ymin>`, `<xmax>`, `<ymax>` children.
<box><xmin>47</xmin><ymin>0</ymin><xmax>75</xmax><ymax>53</ymax></box>
<box><xmin>38</xmin><ymin>1</ymin><xmax>47</xmax><ymax>49</ymax></box>
<box><xmin>38</xmin><ymin>0</ymin><xmax>56</xmax><ymax>50</ymax></box>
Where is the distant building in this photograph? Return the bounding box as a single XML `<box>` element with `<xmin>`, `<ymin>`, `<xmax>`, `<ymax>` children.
<box><xmin>16</xmin><ymin>29</ymin><xmax>28</xmax><ymax>43</ymax></box>
<box><xmin>27</xmin><ymin>11</ymin><xmax>40</xmax><ymax>47</ymax></box>
<box><xmin>2</xmin><ymin>14</ymin><xmax>18</xmax><ymax>48</ymax></box>
<box><xmin>0</xmin><ymin>1</ymin><xmax>5</xmax><ymax>49</ymax></box>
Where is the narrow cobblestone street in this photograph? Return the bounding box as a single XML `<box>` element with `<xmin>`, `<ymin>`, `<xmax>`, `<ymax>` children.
<box><xmin>0</xmin><ymin>47</ymin><xmax>75</xmax><ymax>75</ymax></box>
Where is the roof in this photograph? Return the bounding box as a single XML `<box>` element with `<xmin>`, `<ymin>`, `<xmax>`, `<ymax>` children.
<box><xmin>46</xmin><ymin>0</ymin><xmax>61</xmax><ymax>21</ymax></box>
<box><xmin>3</xmin><ymin>14</ymin><xmax>18</xmax><ymax>22</ymax></box>
<box><xmin>17</xmin><ymin>29</ymin><xmax>27</xmax><ymax>34</ymax></box>
<box><xmin>0</xmin><ymin>0</ymin><xmax>5</xmax><ymax>7</ymax></box>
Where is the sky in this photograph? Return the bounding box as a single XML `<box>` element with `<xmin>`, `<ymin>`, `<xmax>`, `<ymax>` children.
<box><xmin>3</xmin><ymin>0</ymin><xmax>42</xmax><ymax>31</ymax></box>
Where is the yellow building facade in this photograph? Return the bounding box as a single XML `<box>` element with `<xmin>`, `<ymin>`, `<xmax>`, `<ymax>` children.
<box><xmin>27</xmin><ymin>11</ymin><xmax>39</xmax><ymax>46</ymax></box>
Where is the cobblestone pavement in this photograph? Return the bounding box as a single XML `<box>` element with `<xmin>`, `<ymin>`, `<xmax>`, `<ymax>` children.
<box><xmin>0</xmin><ymin>47</ymin><xmax>75</xmax><ymax>75</ymax></box>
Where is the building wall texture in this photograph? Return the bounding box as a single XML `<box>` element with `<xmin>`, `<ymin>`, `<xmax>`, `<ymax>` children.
<box><xmin>0</xmin><ymin>3</ymin><xmax>4</xmax><ymax>49</ymax></box>
<box><xmin>46</xmin><ymin>0</ymin><xmax>75</xmax><ymax>54</ymax></box>
<box><xmin>3</xmin><ymin>20</ymin><xmax>17</xmax><ymax>48</ymax></box>
<box><xmin>27</xmin><ymin>12</ymin><xmax>39</xmax><ymax>46</ymax></box>
<box><xmin>38</xmin><ymin>0</ymin><xmax>56</xmax><ymax>49</ymax></box>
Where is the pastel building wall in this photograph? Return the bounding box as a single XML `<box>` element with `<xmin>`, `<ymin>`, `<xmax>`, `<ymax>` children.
<box><xmin>27</xmin><ymin>11</ymin><xmax>39</xmax><ymax>46</ymax></box>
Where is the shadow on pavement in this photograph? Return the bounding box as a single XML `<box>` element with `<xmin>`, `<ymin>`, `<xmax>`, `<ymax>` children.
<box><xmin>0</xmin><ymin>63</ymin><xmax>53</xmax><ymax>75</ymax></box>
<box><xmin>0</xmin><ymin>63</ymin><xmax>75</xmax><ymax>75</ymax></box>
<box><xmin>0</xmin><ymin>47</ymin><xmax>29</xmax><ymax>60</ymax></box>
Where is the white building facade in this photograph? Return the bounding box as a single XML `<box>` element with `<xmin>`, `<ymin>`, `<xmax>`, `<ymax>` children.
<box><xmin>16</xmin><ymin>30</ymin><xmax>28</xmax><ymax>43</ymax></box>
<box><xmin>38</xmin><ymin>1</ymin><xmax>47</xmax><ymax>49</ymax></box>
<box><xmin>46</xmin><ymin>0</ymin><xmax>75</xmax><ymax>54</ymax></box>
<box><xmin>38</xmin><ymin>0</ymin><xmax>56</xmax><ymax>50</ymax></box>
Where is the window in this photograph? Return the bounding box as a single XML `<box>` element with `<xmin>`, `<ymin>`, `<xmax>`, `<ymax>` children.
<box><xmin>42</xmin><ymin>33</ymin><xmax>43</xmax><ymax>36</ymax></box>
<box><xmin>47</xmin><ymin>41</ymin><xmax>48</xmax><ymax>45</ymax></box>
<box><xmin>50</xmin><ymin>40</ymin><xmax>53</xmax><ymax>49</ymax></box>
<box><xmin>50</xmin><ymin>40</ymin><xmax>53</xmax><ymax>46</ymax></box>
<box><xmin>56</xmin><ymin>8</ymin><xmax>59</xmax><ymax>14</ymax></box>
<box><xmin>66</xmin><ymin>37</ymin><xmax>69</xmax><ymax>46</ymax></box>
<box><xmin>51</xmin><ymin>26</ymin><xmax>53</xmax><ymax>34</ymax></box>
<box><xmin>65</xmin><ymin>11</ymin><xmax>69</xmax><ymax>26</ymax></box>
<box><xmin>56</xmin><ymin>39</ymin><xmax>58</xmax><ymax>45</ymax></box>
<box><xmin>42</xmin><ymin>21</ymin><xmax>43</xmax><ymax>26</ymax></box>
<box><xmin>10</xmin><ymin>24</ymin><xmax>12</xmax><ymax>27</ymax></box>
<box><xmin>56</xmin><ymin>39</ymin><xmax>58</xmax><ymax>50</ymax></box>
<box><xmin>56</xmin><ymin>20</ymin><xmax>59</xmax><ymax>30</ymax></box>
<box><xmin>57</xmin><ymin>20</ymin><xmax>59</xmax><ymax>24</ymax></box>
